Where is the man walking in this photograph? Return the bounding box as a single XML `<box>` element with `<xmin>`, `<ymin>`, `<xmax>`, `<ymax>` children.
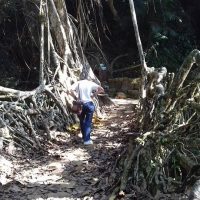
<box><xmin>70</xmin><ymin>79</ymin><xmax>104</xmax><ymax>145</ymax></box>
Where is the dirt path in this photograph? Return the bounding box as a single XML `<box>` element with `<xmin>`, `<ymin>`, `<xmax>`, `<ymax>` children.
<box><xmin>0</xmin><ymin>99</ymin><xmax>138</xmax><ymax>200</ymax></box>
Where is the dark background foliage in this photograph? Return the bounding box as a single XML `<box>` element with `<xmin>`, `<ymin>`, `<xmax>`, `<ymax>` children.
<box><xmin>0</xmin><ymin>0</ymin><xmax>39</xmax><ymax>89</ymax></box>
<box><xmin>0</xmin><ymin>0</ymin><xmax>200</xmax><ymax>87</ymax></box>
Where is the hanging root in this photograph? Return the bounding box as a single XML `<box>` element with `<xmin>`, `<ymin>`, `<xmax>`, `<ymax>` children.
<box><xmin>0</xmin><ymin>0</ymin><xmax>107</xmax><ymax>153</ymax></box>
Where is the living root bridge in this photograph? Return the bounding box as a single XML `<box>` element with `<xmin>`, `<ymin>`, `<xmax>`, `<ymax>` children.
<box><xmin>0</xmin><ymin>83</ymin><xmax>74</xmax><ymax>151</ymax></box>
<box><xmin>110</xmin><ymin>49</ymin><xmax>200</xmax><ymax>199</ymax></box>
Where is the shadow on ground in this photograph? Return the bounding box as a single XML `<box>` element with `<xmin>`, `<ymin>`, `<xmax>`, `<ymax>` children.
<box><xmin>0</xmin><ymin>99</ymin><xmax>138</xmax><ymax>200</ymax></box>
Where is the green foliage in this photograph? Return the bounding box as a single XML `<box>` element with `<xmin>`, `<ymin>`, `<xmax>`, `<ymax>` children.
<box><xmin>0</xmin><ymin>0</ymin><xmax>18</xmax><ymax>24</ymax></box>
<box><xmin>145</xmin><ymin>0</ymin><xmax>196</xmax><ymax>72</ymax></box>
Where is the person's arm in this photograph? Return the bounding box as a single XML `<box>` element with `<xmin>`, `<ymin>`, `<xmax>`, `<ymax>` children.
<box><xmin>97</xmin><ymin>86</ymin><xmax>105</xmax><ymax>94</ymax></box>
<box><xmin>68</xmin><ymin>82</ymin><xmax>78</xmax><ymax>100</ymax></box>
<box><xmin>92</xmin><ymin>86</ymin><xmax>105</xmax><ymax>96</ymax></box>
<box><xmin>69</xmin><ymin>89</ymin><xmax>78</xmax><ymax>100</ymax></box>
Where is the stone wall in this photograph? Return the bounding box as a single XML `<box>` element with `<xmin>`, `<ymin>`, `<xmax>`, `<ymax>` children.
<box><xmin>108</xmin><ymin>77</ymin><xmax>140</xmax><ymax>99</ymax></box>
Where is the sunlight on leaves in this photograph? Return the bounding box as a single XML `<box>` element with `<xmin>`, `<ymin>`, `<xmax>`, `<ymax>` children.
<box><xmin>67</xmin><ymin>123</ymin><xmax>80</xmax><ymax>133</ymax></box>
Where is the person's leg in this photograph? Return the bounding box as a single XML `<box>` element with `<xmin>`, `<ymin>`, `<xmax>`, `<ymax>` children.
<box><xmin>83</xmin><ymin>101</ymin><xmax>95</xmax><ymax>142</ymax></box>
<box><xmin>78</xmin><ymin>105</ymin><xmax>86</xmax><ymax>140</ymax></box>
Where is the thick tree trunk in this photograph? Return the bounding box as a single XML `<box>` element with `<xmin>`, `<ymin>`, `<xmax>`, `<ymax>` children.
<box><xmin>0</xmin><ymin>0</ymin><xmax>104</xmax><ymax>151</ymax></box>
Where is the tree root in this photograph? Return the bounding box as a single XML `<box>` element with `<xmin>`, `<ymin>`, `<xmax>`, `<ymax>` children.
<box><xmin>0</xmin><ymin>83</ymin><xmax>74</xmax><ymax>151</ymax></box>
<box><xmin>0</xmin><ymin>0</ymin><xmax>106</xmax><ymax>152</ymax></box>
<box><xmin>111</xmin><ymin>50</ymin><xmax>200</xmax><ymax>199</ymax></box>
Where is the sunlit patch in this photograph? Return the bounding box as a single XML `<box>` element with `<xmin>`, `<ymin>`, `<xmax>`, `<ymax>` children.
<box><xmin>67</xmin><ymin>123</ymin><xmax>80</xmax><ymax>133</ymax></box>
<box><xmin>64</xmin><ymin>148</ymin><xmax>90</xmax><ymax>162</ymax></box>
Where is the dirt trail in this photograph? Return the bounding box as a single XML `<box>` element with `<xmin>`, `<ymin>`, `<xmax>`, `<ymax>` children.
<box><xmin>0</xmin><ymin>99</ymin><xmax>138</xmax><ymax>200</ymax></box>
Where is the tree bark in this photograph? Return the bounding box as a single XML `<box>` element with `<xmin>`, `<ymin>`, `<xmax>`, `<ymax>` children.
<box><xmin>39</xmin><ymin>0</ymin><xmax>45</xmax><ymax>85</ymax></box>
<box><xmin>0</xmin><ymin>0</ymin><xmax>105</xmax><ymax>151</ymax></box>
<box><xmin>129</xmin><ymin>0</ymin><xmax>148</xmax><ymax>99</ymax></box>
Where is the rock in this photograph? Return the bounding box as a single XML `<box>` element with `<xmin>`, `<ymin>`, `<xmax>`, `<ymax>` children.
<box><xmin>115</xmin><ymin>92</ymin><xmax>127</xmax><ymax>99</ymax></box>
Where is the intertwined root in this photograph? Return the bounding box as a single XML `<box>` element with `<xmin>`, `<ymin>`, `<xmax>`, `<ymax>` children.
<box><xmin>110</xmin><ymin>49</ymin><xmax>200</xmax><ymax>199</ymax></box>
